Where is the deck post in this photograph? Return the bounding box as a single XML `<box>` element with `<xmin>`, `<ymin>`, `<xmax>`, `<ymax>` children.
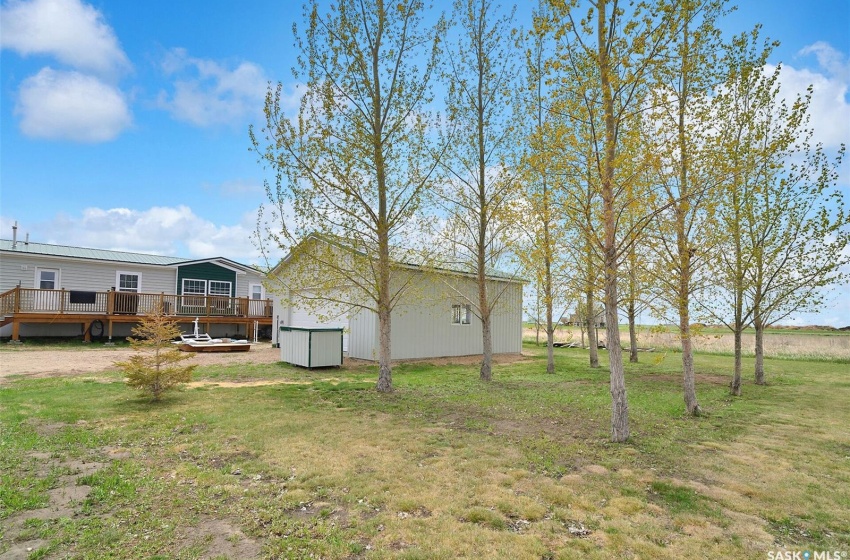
<box><xmin>83</xmin><ymin>322</ymin><xmax>91</xmax><ymax>342</ymax></box>
<box><xmin>105</xmin><ymin>319</ymin><xmax>114</xmax><ymax>345</ymax></box>
<box><xmin>14</xmin><ymin>286</ymin><xmax>21</xmax><ymax>313</ymax></box>
<box><xmin>12</xmin><ymin>319</ymin><xmax>20</xmax><ymax>342</ymax></box>
<box><xmin>106</xmin><ymin>290</ymin><xmax>115</xmax><ymax>315</ymax></box>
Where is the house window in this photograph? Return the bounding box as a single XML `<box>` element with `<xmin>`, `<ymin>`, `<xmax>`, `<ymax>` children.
<box><xmin>183</xmin><ymin>279</ymin><xmax>207</xmax><ymax>295</ymax></box>
<box><xmin>452</xmin><ymin>304</ymin><xmax>471</xmax><ymax>325</ymax></box>
<box><xmin>250</xmin><ymin>284</ymin><xmax>264</xmax><ymax>300</ymax></box>
<box><xmin>182</xmin><ymin>279</ymin><xmax>207</xmax><ymax>308</ymax></box>
<box><xmin>209</xmin><ymin>280</ymin><xmax>232</xmax><ymax>297</ymax></box>
<box><xmin>37</xmin><ymin>268</ymin><xmax>59</xmax><ymax>289</ymax></box>
<box><xmin>116</xmin><ymin>272</ymin><xmax>141</xmax><ymax>293</ymax></box>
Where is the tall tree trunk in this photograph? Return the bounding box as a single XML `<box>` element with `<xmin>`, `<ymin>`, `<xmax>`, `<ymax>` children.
<box><xmin>545</xmin><ymin>249</ymin><xmax>555</xmax><ymax>374</ymax></box>
<box><xmin>628</xmin><ymin>299</ymin><xmax>638</xmax><ymax>363</ymax></box>
<box><xmin>586</xmin><ymin>289</ymin><xmax>599</xmax><ymax>367</ymax></box>
<box><xmin>546</xmin><ymin>295</ymin><xmax>555</xmax><ymax>373</ymax></box>
<box><xmin>627</xmin><ymin>246</ymin><xmax>638</xmax><ymax>363</ymax></box>
<box><xmin>375</xmin><ymin>227</ymin><xmax>393</xmax><ymax>393</ymax></box>
<box><xmin>678</xmin><ymin>238</ymin><xmax>700</xmax><ymax>415</ymax></box>
<box><xmin>754</xmin><ymin>312</ymin><xmax>765</xmax><ymax>385</ymax></box>
<box><xmin>476</xmin><ymin>33</ymin><xmax>492</xmax><ymax>383</ymax></box>
<box><xmin>376</xmin><ymin>303</ymin><xmax>393</xmax><ymax>392</ymax></box>
<box><xmin>674</xmin><ymin>20</ymin><xmax>700</xmax><ymax>415</ymax></box>
<box><xmin>680</xmin><ymin>316</ymin><xmax>701</xmax><ymax>415</ymax></box>
<box><xmin>730</xmin><ymin>181</ymin><xmax>744</xmax><ymax>397</ymax></box>
<box><xmin>731</xmin><ymin>325</ymin><xmax>742</xmax><ymax>396</ymax></box>
<box><xmin>599</xmin><ymin>1</ymin><xmax>628</xmax><ymax>443</ymax></box>
<box><xmin>481</xmin><ymin>309</ymin><xmax>493</xmax><ymax>381</ymax></box>
<box><xmin>605</xmin><ymin>270</ymin><xmax>629</xmax><ymax>442</ymax></box>
<box><xmin>372</xmin><ymin>16</ymin><xmax>393</xmax><ymax>394</ymax></box>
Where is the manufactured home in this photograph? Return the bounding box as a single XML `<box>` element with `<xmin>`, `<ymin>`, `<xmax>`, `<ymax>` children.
<box><xmin>269</xmin><ymin>235</ymin><xmax>523</xmax><ymax>361</ymax></box>
<box><xmin>0</xmin><ymin>239</ymin><xmax>272</xmax><ymax>341</ymax></box>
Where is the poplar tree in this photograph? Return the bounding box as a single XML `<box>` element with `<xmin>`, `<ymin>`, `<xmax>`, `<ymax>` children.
<box><xmin>707</xmin><ymin>27</ymin><xmax>795</xmax><ymax>395</ymax></box>
<box><xmin>517</xmin><ymin>5</ymin><xmax>570</xmax><ymax>374</ymax></box>
<box><xmin>646</xmin><ymin>0</ymin><xmax>728</xmax><ymax>415</ymax></box>
<box><xmin>547</xmin><ymin>0</ymin><xmax>678</xmax><ymax>442</ymax></box>
<box><xmin>747</xmin><ymin>140</ymin><xmax>848</xmax><ymax>384</ymax></box>
<box><xmin>437</xmin><ymin>0</ymin><xmax>521</xmax><ymax>382</ymax></box>
<box><xmin>251</xmin><ymin>0</ymin><xmax>446</xmax><ymax>392</ymax></box>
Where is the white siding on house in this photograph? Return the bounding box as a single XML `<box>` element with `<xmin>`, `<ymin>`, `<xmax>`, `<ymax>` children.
<box><xmin>234</xmin><ymin>270</ymin><xmax>267</xmax><ymax>298</ymax></box>
<box><xmin>0</xmin><ymin>253</ymin><xmax>175</xmax><ymax>294</ymax></box>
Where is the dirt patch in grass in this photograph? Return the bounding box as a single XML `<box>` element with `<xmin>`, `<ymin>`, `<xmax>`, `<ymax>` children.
<box><xmin>186</xmin><ymin>378</ymin><xmax>371</xmax><ymax>388</ymax></box>
<box><xmin>632</xmin><ymin>372</ymin><xmax>730</xmax><ymax>385</ymax></box>
<box><xmin>2</xmin><ymin>450</ymin><xmax>105</xmax><ymax>559</ymax></box>
<box><xmin>343</xmin><ymin>352</ymin><xmax>529</xmax><ymax>368</ymax></box>
<box><xmin>176</xmin><ymin>516</ymin><xmax>263</xmax><ymax>560</ymax></box>
<box><xmin>3</xmin><ymin>445</ymin><xmax>267</xmax><ymax>560</ymax></box>
<box><xmin>0</xmin><ymin>344</ymin><xmax>283</xmax><ymax>381</ymax></box>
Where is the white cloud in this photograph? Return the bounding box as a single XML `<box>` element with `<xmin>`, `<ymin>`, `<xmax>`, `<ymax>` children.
<box><xmin>766</xmin><ymin>42</ymin><xmax>850</xmax><ymax>154</ymax></box>
<box><xmin>798</xmin><ymin>42</ymin><xmax>850</xmax><ymax>83</ymax></box>
<box><xmin>767</xmin><ymin>62</ymin><xmax>850</xmax><ymax>151</ymax></box>
<box><xmin>156</xmin><ymin>48</ymin><xmax>269</xmax><ymax>127</ymax></box>
<box><xmin>15</xmin><ymin>67</ymin><xmax>132</xmax><ymax>142</ymax></box>
<box><xmin>0</xmin><ymin>0</ymin><xmax>130</xmax><ymax>76</ymax></box>
<box><xmin>32</xmin><ymin>205</ymin><xmax>284</xmax><ymax>266</ymax></box>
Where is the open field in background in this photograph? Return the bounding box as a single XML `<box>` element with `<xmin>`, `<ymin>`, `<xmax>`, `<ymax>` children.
<box><xmin>523</xmin><ymin>325</ymin><xmax>850</xmax><ymax>361</ymax></box>
<box><xmin>2</xmin><ymin>344</ymin><xmax>849</xmax><ymax>559</ymax></box>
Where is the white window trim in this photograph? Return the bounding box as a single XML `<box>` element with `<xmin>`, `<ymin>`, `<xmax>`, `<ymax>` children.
<box><xmin>115</xmin><ymin>271</ymin><xmax>142</xmax><ymax>293</ymax></box>
<box><xmin>249</xmin><ymin>283</ymin><xmax>265</xmax><ymax>300</ymax></box>
<box><xmin>35</xmin><ymin>267</ymin><xmax>61</xmax><ymax>290</ymax></box>
<box><xmin>208</xmin><ymin>280</ymin><xmax>232</xmax><ymax>297</ymax></box>
<box><xmin>182</xmin><ymin>278</ymin><xmax>208</xmax><ymax>295</ymax></box>
<box><xmin>451</xmin><ymin>303</ymin><xmax>472</xmax><ymax>326</ymax></box>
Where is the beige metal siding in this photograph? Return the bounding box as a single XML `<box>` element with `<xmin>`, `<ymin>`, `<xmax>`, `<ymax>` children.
<box><xmin>348</xmin><ymin>308</ymin><xmax>378</xmax><ymax>360</ymax></box>
<box><xmin>387</xmin><ymin>273</ymin><xmax>523</xmax><ymax>360</ymax></box>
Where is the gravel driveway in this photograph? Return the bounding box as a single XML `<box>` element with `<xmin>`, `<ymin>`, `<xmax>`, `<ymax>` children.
<box><xmin>0</xmin><ymin>344</ymin><xmax>281</xmax><ymax>381</ymax></box>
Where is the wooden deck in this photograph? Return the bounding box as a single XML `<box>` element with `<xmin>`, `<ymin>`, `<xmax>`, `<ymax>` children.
<box><xmin>0</xmin><ymin>287</ymin><xmax>273</xmax><ymax>342</ymax></box>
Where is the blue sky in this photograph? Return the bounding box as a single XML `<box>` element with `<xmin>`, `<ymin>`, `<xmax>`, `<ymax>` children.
<box><xmin>1</xmin><ymin>0</ymin><xmax>848</xmax><ymax>325</ymax></box>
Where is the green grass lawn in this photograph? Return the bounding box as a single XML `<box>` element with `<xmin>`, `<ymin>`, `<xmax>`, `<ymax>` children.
<box><xmin>2</xmin><ymin>344</ymin><xmax>848</xmax><ymax>559</ymax></box>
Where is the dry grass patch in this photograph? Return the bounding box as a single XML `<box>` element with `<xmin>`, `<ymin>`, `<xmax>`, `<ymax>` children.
<box><xmin>2</xmin><ymin>344</ymin><xmax>848</xmax><ymax>558</ymax></box>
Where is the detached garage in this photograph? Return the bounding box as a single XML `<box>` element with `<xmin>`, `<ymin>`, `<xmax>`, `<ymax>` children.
<box><xmin>268</xmin><ymin>235</ymin><xmax>523</xmax><ymax>361</ymax></box>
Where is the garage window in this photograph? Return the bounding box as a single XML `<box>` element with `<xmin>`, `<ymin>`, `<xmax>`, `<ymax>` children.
<box><xmin>452</xmin><ymin>304</ymin><xmax>471</xmax><ymax>325</ymax></box>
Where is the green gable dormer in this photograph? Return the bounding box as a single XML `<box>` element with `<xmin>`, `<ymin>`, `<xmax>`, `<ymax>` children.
<box><xmin>176</xmin><ymin>262</ymin><xmax>237</xmax><ymax>297</ymax></box>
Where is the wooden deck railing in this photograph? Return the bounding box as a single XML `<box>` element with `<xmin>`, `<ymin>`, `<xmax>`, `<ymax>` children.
<box><xmin>0</xmin><ymin>287</ymin><xmax>273</xmax><ymax>318</ymax></box>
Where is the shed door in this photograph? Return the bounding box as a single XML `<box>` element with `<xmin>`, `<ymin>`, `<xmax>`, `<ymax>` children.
<box><xmin>291</xmin><ymin>306</ymin><xmax>349</xmax><ymax>352</ymax></box>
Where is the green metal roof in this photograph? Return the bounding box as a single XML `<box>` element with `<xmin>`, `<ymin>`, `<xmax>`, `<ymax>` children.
<box><xmin>0</xmin><ymin>239</ymin><xmax>189</xmax><ymax>266</ymax></box>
